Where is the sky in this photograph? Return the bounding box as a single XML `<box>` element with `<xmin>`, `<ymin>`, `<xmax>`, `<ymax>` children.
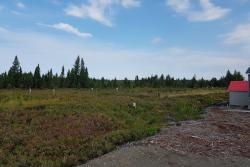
<box><xmin>0</xmin><ymin>0</ymin><xmax>250</xmax><ymax>80</ymax></box>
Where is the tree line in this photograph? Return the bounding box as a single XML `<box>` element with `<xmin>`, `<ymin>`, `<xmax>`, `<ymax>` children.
<box><xmin>0</xmin><ymin>56</ymin><xmax>89</xmax><ymax>89</ymax></box>
<box><xmin>0</xmin><ymin>56</ymin><xmax>244</xmax><ymax>89</ymax></box>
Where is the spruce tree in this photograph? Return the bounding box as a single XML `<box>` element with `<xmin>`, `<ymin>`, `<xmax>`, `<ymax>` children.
<box><xmin>33</xmin><ymin>64</ymin><xmax>41</xmax><ymax>88</ymax></box>
<box><xmin>8</xmin><ymin>56</ymin><xmax>22</xmax><ymax>88</ymax></box>
<box><xmin>84</xmin><ymin>67</ymin><xmax>89</xmax><ymax>87</ymax></box>
<box><xmin>21</xmin><ymin>72</ymin><xmax>33</xmax><ymax>88</ymax></box>
<box><xmin>73</xmin><ymin>56</ymin><xmax>80</xmax><ymax>87</ymax></box>
<box><xmin>135</xmin><ymin>75</ymin><xmax>139</xmax><ymax>87</ymax></box>
<box><xmin>60</xmin><ymin>66</ymin><xmax>65</xmax><ymax>88</ymax></box>
<box><xmin>80</xmin><ymin>58</ymin><xmax>86</xmax><ymax>88</ymax></box>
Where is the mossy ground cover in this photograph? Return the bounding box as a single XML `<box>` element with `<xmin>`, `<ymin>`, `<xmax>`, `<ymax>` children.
<box><xmin>0</xmin><ymin>88</ymin><xmax>227</xmax><ymax>166</ymax></box>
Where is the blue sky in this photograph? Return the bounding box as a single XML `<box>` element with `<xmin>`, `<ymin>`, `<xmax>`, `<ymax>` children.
<box><xmin>0</xmin><ymin>0</ymin><xmax>249</xmax><ymax>79</ymax></box>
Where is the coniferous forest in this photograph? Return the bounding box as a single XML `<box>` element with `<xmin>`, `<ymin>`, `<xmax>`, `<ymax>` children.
<box><xmin>0</xmin><ymin>56</ymin><xmax>244</xmax><ymax>89</ymax></box>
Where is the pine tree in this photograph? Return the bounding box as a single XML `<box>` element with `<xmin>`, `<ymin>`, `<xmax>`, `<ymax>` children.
<box><xmin>73</xmin><ymin>56</ymin><xmax>80</xmax><ymax>87</ymax></box>
<box><xmin>123</xmin><ymin>77</ymin><xmax>131</xmax><ymax>88</ymax></box>
<box><xmin>225</xmin><ymin>70</ymin><xmax>233</xmax><ymax>85</ymax></box>
<box><xmin>190</xmin><ymin>75</ymin><xmax>197</xmax><ymax>88</ymax></box>
<box><xmin>135</xmin><ymin>75</ymin><xmax>139</xmax><ymax>87</ymax></box>
<box><xmin>0</xmin><ymin>72</ymin><xmax>8</xmax><ymax>88</ymax></box>
<box><xmin>59</xmin><ymin>66</ymin><xmax>65</xmax><ymax>88</ymax></box>
<box><xmin>45</xmin><ymin>69</ymin><xmax>53</xmax><ymax>88</ymax></box>
<box><xmin>233</xmin><ymin>70</ymin><xmax>244</xmax><ymax>81</ymax></box>
<box><xmin>112</xmin><ymin>78</ymin><xmax>118</xmax><ymax>88</ymax></box>
<box><xmin>65</xmin><ymin>70</ymin><xmax>71</xmax><ymax>87</ymax></box>
<box><xmin>210</xmin><ymin>77</ymin><xmax>218</xmax><ymax>87</ymax></box>
<box><xmin>101</xmin><ymin>77</ymin><xmax>106</xmax><ymax>88</ymax></box>
<box><xmin>160</xmin><ymin>74</ymin><xmax>165</xmax><ymax>87</ymax></box>
<box><xmin>33</xmin><ymin>64</ymin><xmax>41</xmax><ymax>88</ymax></box>
<box><xmin>8</xmin><ymin>56</ymin><xmax>22</xmax><ymax>88</ymax></box>
<box><xmin>21</xmin><ymin>72</ymin><xmax>33</xmax><ymax>88</ymax></box>
<box><xmin>80</xmin><ymin>58</ymin><xmax>86</xmax><ymax>88</ymax></box>
<box><xmin>84</xmin><ymin>67</ymin><xmax>89</xmax><ymax>87</ymax></box>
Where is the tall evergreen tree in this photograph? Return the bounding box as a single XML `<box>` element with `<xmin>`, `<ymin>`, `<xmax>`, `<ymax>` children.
<box><xmin>159</xmin><ymin>74</ymin><xmax>165</xmax><ymax>87</ymax></box>
<box><xmin>21</xmin><ymin>72</ymin><xmax>33</xmax><ymax>88</ymax></box>
<box><xmin>112</xmin><ymin>78</ymin><xmax>118</xmax><ymax>88</ymax></box>
<box><xmin>80</xmin><ymin>58</ymin><xmax>86</xmax><ymax>88</ymax></box>
<box><xmin>8</xmin><ymin>56</ymin><xmax>22</xmax><ymax>88</ymax></box>
<box><xmin>59</xmin><ymin>66</ymin><xmax>65</xmax><ymax>88</ymax></box>
<box><xmin>135</xmin><ymin>75</ymin><xmax>139</xmax><ymax>87</ymax></box>
<box><xmin>33</xmin><ymin>64</ymin><xmax>41</xmax><ymax>88</ymax></box>
<box><xmin>0</xmin><ymin>72</ymin><xmax>8</xmax><ymax>88</ymax></box>
<box><xmin>225</xmin><ymin>70</ymin><xmax>233</xmax><ymax>85</ymax></box>
<box><xmin>190</xmin><ymin>75</ymin><xmax>197</xmax><ymax>88</ymax></box>
<box><xmin>73</xmin><ymin>56</ymin><xmax>80</xmax><ymax>87</ymax></box>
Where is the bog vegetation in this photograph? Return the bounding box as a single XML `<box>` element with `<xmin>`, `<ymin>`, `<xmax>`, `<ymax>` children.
<box><xmin>0</xmin><ymin>56</ymin><xmax>244</xmax><ymax>89</ymax></box>
<box><xmin>0</xmin><ymin>88</ymin><xmax>227</xmax><ymax>166</ymax></box>
<box><xmin>0</xmin><ymin>57</ymin><xmax>230</xmax><ymax>166</ymax></box>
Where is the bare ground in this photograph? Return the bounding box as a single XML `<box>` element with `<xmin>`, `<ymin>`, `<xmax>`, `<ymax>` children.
<box><xmin>80</xmin><ymin>107</ymin><xmax>250</xmax><ymax>167</ymax></box>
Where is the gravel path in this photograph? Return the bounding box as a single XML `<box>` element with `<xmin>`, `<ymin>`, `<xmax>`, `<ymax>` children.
<box><xmin>80</xmin><ymin>107</ymin><xmax>250</xmax><ymax>167</ymax></box>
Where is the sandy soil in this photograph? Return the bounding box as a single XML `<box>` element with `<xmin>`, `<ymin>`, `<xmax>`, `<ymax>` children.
<box><xmin>80</xmin><ymin>107</ymin><xmax>250</xmax><ymax>167</ymax></box>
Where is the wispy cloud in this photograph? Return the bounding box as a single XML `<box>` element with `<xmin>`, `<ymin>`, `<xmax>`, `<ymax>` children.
<box><xmin>121</xmin><ymin>0</ymin><xmax>141</xmax><ymax>8</ymax></box>
<box><xmin>224</xmin><ymin>22</ymin><xmax>250</xmax><ymax>51</ymax></box>
<box><xmin>16</xmin><ymin>2</ymin><xmax>26</xmax><ymax>9</ymax></box>
<box><xmin>51</xmin><ymin>0</ymin><xmax>62</xmax><ymax>5</ymax></box>
<box><xmin>0</xmin><ymin>5</ymin><xmax>4</xmax><ymax>11</ymax></box>
<box><xmin>152</xmin><ymin>37</ymin><xmax>163</xmax><ymax>44</ymax></box>
<box><xmin>65</xmin><ymin>1</ymin><xmax>114</xmax><ymax>27</ymax></box>
<box><xmin>65</xmin><ymin>0</ymin><xmax>140</xmax><ymax>27</ymax></box>
<box><xmin>166</xmin><ymin>0</ymin><xmax>230</xmax><ymax>22</ymax></box>
<box><xmin>39</xmin><ymin>22</ymin><xmax>93</xmax><ymax>38</ymax></box>
<box><xmin>11</xmin><ymin>10</ymin><xmax>23</xmax><ymax>16</ymax></box>
<box><xmin>0</xmin><ymin>26</ymin><xmax>8</xmax><ymax>32</ymax></box>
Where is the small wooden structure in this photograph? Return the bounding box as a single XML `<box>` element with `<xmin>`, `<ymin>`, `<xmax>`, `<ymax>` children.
<box><xmin>227</xmin><ymin>81</ymin><xmax>249</xmax><ymax>107</ymax></box>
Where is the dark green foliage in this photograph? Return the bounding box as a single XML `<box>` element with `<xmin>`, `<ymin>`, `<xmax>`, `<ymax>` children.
<box><xmin>33</xmin><ymin>64</ymin><xmax>41</xmax><ymax>88</ymax></box>
<box><xmin>7</xmin><ymin>56</ymin><xmax>22</xmax><ymax>88</ymax></box>
<box><xmin>59</xmin><ymin>66</ymin><xmax>65</xmax><ymax>88</ymax></box>
<box><xmin>79</xmin><ymin>58</ymin><xmax>89</xmax><ymax>88</ymax></box>
<box><xmin>21</xmin><ymin>72</ymin><xmax>33</xmax><ymax>88</ymax></box>
<box><xmin>0</xmin><ymin>56</ymin><xmax>245</xmax><ymax>89</ymax></box>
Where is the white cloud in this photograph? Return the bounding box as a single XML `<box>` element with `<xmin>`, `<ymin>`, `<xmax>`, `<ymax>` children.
<box><xmin>167</xmin><ymin>0</ymin><xmax>230</xmax><ymax>22</ymax></box>
<box><xmin>0</xmin><ymin>5</ymin><xmax>4</xmax><ymax>11</ymax></box>
<box><xmin>65</xmin><ymin>1</ymin><xmax>114</xmax><ymax>27</ymax></box>
<box><xmin>16</xmin><ymin>2</ymin><xmax>26</xmax><ymax>9</ymax></box>
<box><xmin>224</xmin><ymin>23</ymin><xmax>250</xmax><ymax>44</ymax></box>
<box><xmin>51</xmin><ymin>0</ymin><xmax>62</xmax><ymax>5</ymax></box>
<box><xmin>11</xmin><ymin>10</ymin><xmax>23</xmax><ymax>16</ymax></box>
<box><xmin>121</xmin><ymin>0</ymin><xmax>140</xmax><ymax>8</ymax></box>
<box><xmin>167</xmin><ymin>0</ymin><xmax>190</xmax><ymax>13</ymax></box>
<box><xmin>0</xmin><ymin>26</ymin><xmax>8</xmax><ymax>32</ymax></box>
<box><xmin>224</xmin><ymin>23</ymin><xmax>250</xmax><ymax>50</ymax></box>
<box><xmin>152</xmin><ymin>37</ymin><xmax>163</xmax><ymax>44</ymax></box>
<box><xmin>39</xmin><ymin>22</ymin><xmax>93</xmax><ymax>38</ymax></box>
<box><xmin>0</xmin><ymin>28</ymin><xmax>248</xmax><ymax>80</ymax></box>
<box><xmin>65</xmin><ymin>0</ymin><xmax>140</xmax><ymax>27</ymax></box>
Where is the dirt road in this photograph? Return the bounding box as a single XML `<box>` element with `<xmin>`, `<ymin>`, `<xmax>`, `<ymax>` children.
<box><xmin>80</xmin><ymin>107</ymin><xmax>250</xmax><ymax>167</ymax></box>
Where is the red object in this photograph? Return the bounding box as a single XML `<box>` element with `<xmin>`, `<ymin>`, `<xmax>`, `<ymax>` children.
<box><xmin>227</xmin><ymin>81</ymin><xmax>249</xmax><ymax>92</ymax></box>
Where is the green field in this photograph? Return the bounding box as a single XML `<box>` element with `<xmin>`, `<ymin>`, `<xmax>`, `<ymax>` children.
<box><xmin>0</xmin><ymin>88</ymin><xmax>227</xmax><ymax>166</ymax></box>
